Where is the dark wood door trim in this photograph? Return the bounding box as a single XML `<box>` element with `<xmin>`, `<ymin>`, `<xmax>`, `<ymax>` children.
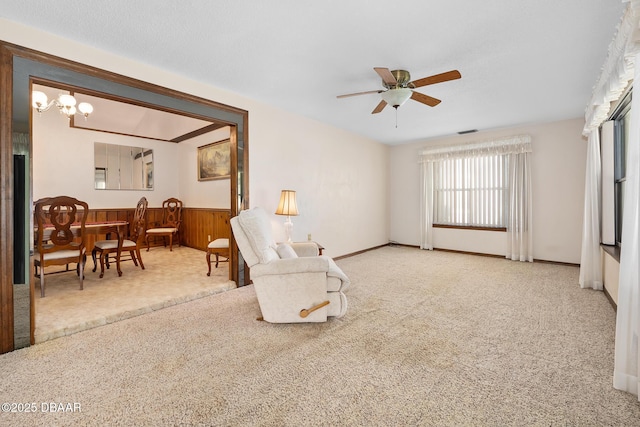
<box><xmin>0</xmin><ymin>43</ymin><xmax>15</xmax><ymax>353</ymax></box>
<box><xmin>0</xmin><ymin>41</ymin><xmax>249</xmax><ymax>353</ymax></box>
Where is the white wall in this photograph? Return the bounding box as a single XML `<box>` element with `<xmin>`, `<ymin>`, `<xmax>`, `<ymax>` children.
<box><xmin>32</xmin><ymin>106</ymin><xmax>232</xmax><ymax>209</ymax></box>
<box><xmin>33</xmin><ymin>107</ymin><xmax>179</xmax><ymax>208</ymax></box>
<box><xmin>2</xmin><ymin>18</ymin><xmax>389</xmax><ymax>258</ymax></box>
<box><xmin>248</xmin><ymin>108</ymin><xmax>389</xmax><ymax>255</ymax></box>
<box><xmin>390</xmin><ymin>118</ymin><xmax>587</xmax><ymax>263</ymax></box>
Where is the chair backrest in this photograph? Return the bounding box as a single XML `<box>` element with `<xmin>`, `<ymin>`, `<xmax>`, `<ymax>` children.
<box><xmin>130</xmin><ymin>197</ymin><xmax>148</xmax><ymax>242</ymax></box>
<box><xmin>162</xmin><ymin>198</ymin><xmax>182</xmax><ymax>228</ymax></box>
<box><xmin>230</xmin><ymin>207</ymin><xmax>279</xmax><ymax>268</ymax></box>
<box><xmin>34</xmin><ymin>196</ymin><xmax>89</xmax><ymax>254</ymax></box>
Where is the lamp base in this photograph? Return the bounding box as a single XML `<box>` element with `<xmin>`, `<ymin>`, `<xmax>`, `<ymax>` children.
<box><xmin>284</xmin><ymin>216</ymin><xmax>293</xmax><ymax>243</ymax></box>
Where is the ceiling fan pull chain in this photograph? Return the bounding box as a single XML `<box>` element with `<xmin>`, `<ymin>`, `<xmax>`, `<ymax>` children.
<box><xmin>395</xmin><ymin>107</ymin><xmax>398</xmax><ymax>128</ymax></box>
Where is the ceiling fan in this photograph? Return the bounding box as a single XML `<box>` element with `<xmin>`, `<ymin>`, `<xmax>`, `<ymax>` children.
<box><xmin>337</xmin><ymin>67</ymin><xmax>461</xmax><ymax>114</ymax></box>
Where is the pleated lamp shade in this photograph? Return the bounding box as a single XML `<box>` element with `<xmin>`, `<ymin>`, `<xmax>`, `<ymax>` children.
<box><xmin>275</xmin><ymin>190</ymin><xmax>299</xmax><ymax>216</ymax></box>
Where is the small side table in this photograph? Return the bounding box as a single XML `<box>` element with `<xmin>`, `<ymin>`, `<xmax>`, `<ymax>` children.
<box><xmin>305</xmin><ymin>241</ymin><xmax>324</xmax><ymax>255</ymax></box>
<box><xmin>288</xmin><ymin>241</ymin><xmax>324</xmax><ymax>255</ymax></box>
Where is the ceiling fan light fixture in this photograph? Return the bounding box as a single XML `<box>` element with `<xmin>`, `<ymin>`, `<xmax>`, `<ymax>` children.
<box><xmin>381</xmin><ymin>88</ymin><xmax>412</xmax><ymax>108</ymax></box>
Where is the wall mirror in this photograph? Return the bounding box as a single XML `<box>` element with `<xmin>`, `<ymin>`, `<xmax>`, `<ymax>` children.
<box><xmin>94</xmin><ymin>142</ymin><xmax>153</xmax><ymax>190</ymax></box>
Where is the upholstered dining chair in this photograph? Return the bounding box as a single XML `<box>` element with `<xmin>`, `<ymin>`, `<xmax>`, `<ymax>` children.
<box><xmin>92</xmin><ymin>197</ymin><xmax>148</xmax><ymax>278</ymax></box>
<box><xmin>206</xmin><ymin>238</ymin><xmax>229</xmax><ymax>275</ymax></box>
<box><xmin>145</xmin><ymin>197</ymin><xmax>182</xmax><ymax>251</ymax></box>
<box><xmin>206</xmin><ymin>212</ymin><xmax>231</xmax><ymax>275</ymax></box>
<box><xmin>230</xmin><ymin>207</ymin><xmax>350</xmax><ymax>323</ymax></box>
<box><xmin>34</xmin><ymin>196</ymin><xmax>89</xmax><ymax>297</ymax></box>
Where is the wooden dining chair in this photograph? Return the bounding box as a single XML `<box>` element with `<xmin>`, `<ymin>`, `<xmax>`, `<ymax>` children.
<box><xmin>34</xmin><ymin>196</ymin><xmax>89</xmax><ymax>297</ymax></box>
<box><xmin>206</xmin><ymin>239</ymin><xmax>229</xmax><ymax>275</ymax></box>
<box><xmin>206</xmin><ymin>212</ymin><xmax>231</xmax><ymax>275</ymax></box>
<box><xmin>92</xmin><ymin>197</ymin><xmax>148</xmax><ymax>278</ymax></box>
<box><xmin>146</xmin><ymin>198</ymin><xmax>182</xmax><ymax>251</ymax></box>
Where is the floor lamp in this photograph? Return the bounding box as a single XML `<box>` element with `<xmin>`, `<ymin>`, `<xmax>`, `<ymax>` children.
<box><xmin>275</xmin><ymin>190</ymin><xmax>299</xmax><ymax>243</ymax></box>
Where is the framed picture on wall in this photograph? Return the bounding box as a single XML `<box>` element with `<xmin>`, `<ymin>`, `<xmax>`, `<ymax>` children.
<box><xmin>198</xmin><ymin>139</ymin><xmax>231</xmax><ymax>181</ymax></box>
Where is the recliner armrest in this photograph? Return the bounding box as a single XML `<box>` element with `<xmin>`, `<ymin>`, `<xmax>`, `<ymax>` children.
<box><xmin>251</xmin><ymin>256</ymin><xmax>350</xmax><ymax>291</ymax></box>
<box><xmin>326</xmin><ymin>257</ymin><xmax>350</xmax><ymax>285</ymax></box>
<box><xmin>289</xmin><ymin>242</ymin><xmax>319</xmax><ymax>257</ymax></box>
<box><xmin>251</xmin><ymin>256</ymin><xmax>333</xmax><ymax>277</ymax></box>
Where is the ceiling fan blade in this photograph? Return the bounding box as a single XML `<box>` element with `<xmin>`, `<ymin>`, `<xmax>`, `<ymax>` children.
<box><xmin>410</xmin><ymin>70</ymin><xmax>461</xmax><ymax>88</ymax></box>
<box><xmin>372</xmin><ymin>100</ymin><xmax>387</xmax><ymax>114</ymax></box>
<box><xmin>336</xmin><ymin>90</ymin><xmax>383</xmax><ymax>99</ymax></box>
<box><xmin>374</xmin><ymin>67</ymin><xmax>397</xmax><ymax>86</ymax></box>
<box><xmin>411</xmin><ymin>91</ymin><xmax>441</xmax><ymax>107</ymax></box>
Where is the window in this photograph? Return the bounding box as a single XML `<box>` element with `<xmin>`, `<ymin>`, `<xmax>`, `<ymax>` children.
<box><xmin>433</xmin><ymin>154</ymin><xmax>508</xmax><ymax>229</ymax></box>
<box><xmin>612</xmin><ymin>91</ymin><xmax>631</xmax><ymax>246</ymax></box>
<box><xmin>420</xmin><ymin>135</ymin><xmax>531</xmax><ymax>254</ymax></box>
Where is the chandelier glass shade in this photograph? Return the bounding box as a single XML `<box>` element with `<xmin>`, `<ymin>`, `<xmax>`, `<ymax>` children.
<box><xmin>381</xmin><ymin>88</ymin><xmax>412</xmax><ymax>108</ymax></box>
<box><xmin>32</xmin><ymin>90</ymin><xmax>93</xmax><ymax>119</ymax></box>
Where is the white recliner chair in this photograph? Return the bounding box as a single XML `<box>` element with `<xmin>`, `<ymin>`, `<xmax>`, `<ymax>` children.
<box><xmin>230</xmin><ymin>207</ymin><xmax>349</xmax><ymax>323</ymax></box>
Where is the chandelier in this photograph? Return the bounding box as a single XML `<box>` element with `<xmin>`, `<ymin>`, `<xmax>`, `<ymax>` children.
<box><xmin>31</xmin><ymin>91</ymin><xmax>94</xmax><ymax>119</ymax></box>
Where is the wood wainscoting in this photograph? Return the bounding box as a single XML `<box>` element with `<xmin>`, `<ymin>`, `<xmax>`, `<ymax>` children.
<box><xmin>80</xmin><ymin>207</ymin><xmax>231</xmax><ymax>252</ymax></box>
<box><xmin>180</xmin><ymin>208</ymin><xmax>231</xmax><ymax>251</ymax></box>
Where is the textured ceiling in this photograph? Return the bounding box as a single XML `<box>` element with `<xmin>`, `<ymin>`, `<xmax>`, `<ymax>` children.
<box><xmin>0</xmin><ymin>0</ymin><xmax>626</xmax><ymax>145</ymax></box>
<box><xmin>33</xmin><ymin>84</ymin><xmax>218</xmax><ymax>142</ymax></box>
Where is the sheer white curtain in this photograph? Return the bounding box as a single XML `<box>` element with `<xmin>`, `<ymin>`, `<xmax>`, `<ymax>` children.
<box><xmin>419</xmin><ymin>135</ymin><xmax>532</xmax><ymax>258</ymax></box>
<box><xmin>613</xmin><ymin>51</ymin><xmax>640</xmax><ymax>398</ymax></box>
<box><xmin>419</xmin><ymin>161</ymin><xmax>434</xmax><ymax>250</ymax></box>
<box><xmin>506</xmin><ymin>151</ymin><xmax>533</xmax><ymax>262</ymax></box>
<box><xmin>433</xmin><ymin>155</ymin><xmax>507</xmax><ymax>227</ymax></box>
<box><xmin>582</xmin><ymin>0</ymin><xmax>640</xmax><ymax>400</ymax></box>
<box><xmin>578</xmin><ymin>130</ymin><xmax>603</xmax><ymax>290</ymax></box>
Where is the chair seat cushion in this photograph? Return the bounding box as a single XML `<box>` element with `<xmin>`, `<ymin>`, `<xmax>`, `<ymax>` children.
<box><xmin>146</xmin><ymin>228</ymin><xmax>177</xmax><ymax>234</ymax></box>
<box><xmin>122</xmin><ymin>239</ymin><xmax>137</xmax><ymax>249</ymax></box>
<box><xmin>95</xmin><ymin>239</ymin><xmax>137</xmax><ymax>250</ymax></box>
<box><xmin>208</xmin><ymin>238</ymin><xmax>229</xmax><ymax>249</ymax></box>
<box><xmin>94</xmin><ymin>240</ymin><xmax>117</xmax><ymax>250</ymax></box>
<box><xmin>34</xmin><ymin>249</ymin><xmax>81</xmax><ymax>261</ymax></box>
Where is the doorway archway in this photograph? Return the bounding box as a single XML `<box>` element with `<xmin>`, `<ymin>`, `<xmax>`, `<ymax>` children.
<box><xmin>0</xmin><ymin>41</ymin><xmax>249</xmax><ymax>353</ymax></box>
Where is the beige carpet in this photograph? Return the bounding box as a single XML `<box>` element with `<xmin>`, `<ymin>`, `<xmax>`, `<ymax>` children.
<box><xmin>1</xmin><ymin>246</ymin><xmax>639</xmax><ymax>426</ymax></box>
<box><xmin>33</xmin><ymin>246</ymin><xmax>234</xmax><ymax>343</ymax></box>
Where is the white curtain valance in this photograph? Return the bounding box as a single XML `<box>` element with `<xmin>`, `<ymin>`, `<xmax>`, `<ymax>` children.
<box><xmin>583</xmin><ymin>1</ymin><xmax>640</xmax><ymax>136</ymax></box>
<box><xmin>419</xmin><ymin>135</ymin><xmax>532</xmax><ymax>162</ymax></box>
